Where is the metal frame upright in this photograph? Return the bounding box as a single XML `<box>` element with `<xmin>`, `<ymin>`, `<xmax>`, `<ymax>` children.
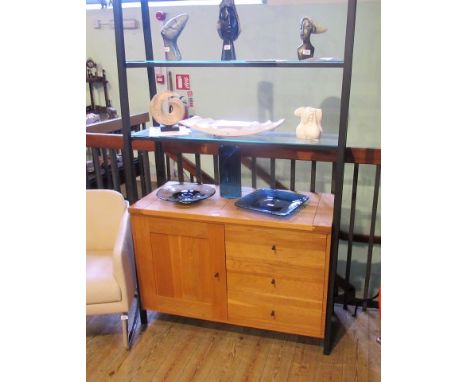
<box><xmin>111</xmin><ymin>0</ymin><xmax>358</xmax><ymax>354</ymax></box>
<box><xmin>323</xmin><ymin>0</ymin><xmax>357</xmax><ymax>354</ymax></box>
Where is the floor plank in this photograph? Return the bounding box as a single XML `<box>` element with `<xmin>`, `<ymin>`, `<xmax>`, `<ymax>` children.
<box><xmin>86</xmin><ymin>305</ymin><xmax>381</xmax><ymax>381</ymax></box>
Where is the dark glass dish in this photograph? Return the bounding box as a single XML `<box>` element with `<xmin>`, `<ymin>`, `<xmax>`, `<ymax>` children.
<box><xmin>156</xmin><ymin>183</ymin><xmax>216</xmax><ymax>204</ymax></box>
<box><xmin>235</xmin><ymin>189</ymin><xmax>309</xmax><ymax>216</ymax></box>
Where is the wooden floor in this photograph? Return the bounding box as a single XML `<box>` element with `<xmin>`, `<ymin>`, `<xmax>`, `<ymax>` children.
<box><xmin>86</xmin><ymin>305</ymin><xmax>380</xmax><ymax>382</ymax></box>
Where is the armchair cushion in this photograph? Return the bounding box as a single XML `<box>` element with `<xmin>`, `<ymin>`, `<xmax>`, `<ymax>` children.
<box><xmin>87</xmin><ymin>190</ymin><xmax>127</xmax><ymax>251</ymax></box>
<box><xmin>86</xmin><ymin>251</ymin><xmax>122</xmax><ymax>305</ymax></box>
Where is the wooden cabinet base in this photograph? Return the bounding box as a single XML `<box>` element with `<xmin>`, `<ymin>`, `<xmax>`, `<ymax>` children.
<box><xmin>129</xmin><ymin>183</ymin><xmax>333</xmax><ymax>341</ymax></box>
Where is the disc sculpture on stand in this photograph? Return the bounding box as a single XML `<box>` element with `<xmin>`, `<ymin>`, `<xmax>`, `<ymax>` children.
<box><xmin>150</xmin><ymin>91</ymin><xmax>186</xmax><ymax>132</ymax></box>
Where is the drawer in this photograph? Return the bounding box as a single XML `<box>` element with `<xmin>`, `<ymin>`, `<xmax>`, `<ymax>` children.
<box><xmin>227</xmin><ymin>272</ymin><xmax>325</xmax><ymax>303</ymax></box>
<box><xmin>228</xmin><ymin>288</ymin><xmax>323</xmax><ymax>337</ymax></box>
<box><xmin>226</xmin><ymin>225</ymin><xmax>327</xmax><ymax>280</ymax></box>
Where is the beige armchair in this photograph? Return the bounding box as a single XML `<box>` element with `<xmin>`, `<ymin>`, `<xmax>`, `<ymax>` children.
<box><xmin>86</xmin><ymin>189</ymin><xmax>136</xmax><ymax>348</ymax></box>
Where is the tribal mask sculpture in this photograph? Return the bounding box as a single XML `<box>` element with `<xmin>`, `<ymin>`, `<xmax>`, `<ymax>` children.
<box><xmin>217</xmin><ymin>0</ymin><xmax>241</xmax><ymax>61</ymax></box>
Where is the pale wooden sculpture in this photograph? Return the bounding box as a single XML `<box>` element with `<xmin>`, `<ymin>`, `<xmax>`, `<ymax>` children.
<box><xmin>294</xmin><ymin>107</ymin><xmax>323</xmax><ymax>140</ymax></box>
<box><xmin>149</xmin><ymin>91</ymin><xmax>186</xmax><ymax>127</ymax></box>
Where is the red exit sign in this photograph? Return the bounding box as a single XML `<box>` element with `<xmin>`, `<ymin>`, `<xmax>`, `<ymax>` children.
<box><xmin>175</xmin><ymin>74</ymin><xmax>191</xmax><ymax>90</ymax></box>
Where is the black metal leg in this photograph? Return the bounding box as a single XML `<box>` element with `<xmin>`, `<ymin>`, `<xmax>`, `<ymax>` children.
<box><xmin>155</xmin><ymin>141</ymin><xmax>167</xmax><ymax>187</ymax></box>
<box><xmin>134</xmin><ymin>270</ymin><xmax>148</xmax><ymax>326</ymax></box>
<box><xmin>323</xmin><ymin>304</ymin><xmax>335</xmax><ymax>355</ymax></box>
<box><xmin>139</xmin><ymin>302</ymin><xmax>148</xmax><ymax>326</ymax></box>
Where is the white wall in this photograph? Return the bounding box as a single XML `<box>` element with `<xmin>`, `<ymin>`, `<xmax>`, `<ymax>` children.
<box><xmin>86</xmin><ymin>0</ymin><xmax>380</xmax><ymax>147</ymax></box>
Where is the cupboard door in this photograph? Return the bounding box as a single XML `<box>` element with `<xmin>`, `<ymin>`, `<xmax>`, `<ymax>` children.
<box><xmin>135</xmin><ymin>216</ymin><xmax>227</xmax><ymax>321</ymax></box>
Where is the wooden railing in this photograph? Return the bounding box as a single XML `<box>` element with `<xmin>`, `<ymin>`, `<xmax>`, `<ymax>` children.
<box><xmin>86</xmin><ymin>114</ymin><xmax>381</xmax><ymax>311</ymax></box>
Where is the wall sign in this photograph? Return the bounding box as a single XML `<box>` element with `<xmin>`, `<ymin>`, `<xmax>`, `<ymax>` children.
<box><xmin>176</xmin><ymin>74</ymin><xmax>191</xmax><ymax>90</ymax></box>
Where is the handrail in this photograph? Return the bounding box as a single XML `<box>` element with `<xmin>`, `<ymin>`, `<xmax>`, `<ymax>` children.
<box><xmin>86</xmin><ymin>112</ymin><xmax>149</xmax><ymax>134</ymax></box>
<box><xmin>87</xmin><ymin>133</ymin><xmax>154</xmax><ymax>151</ymax></box>
<box><xmin>87</xmin><ymin>132</ymin><xmax>380</xmax><ymax>165</ymax></box>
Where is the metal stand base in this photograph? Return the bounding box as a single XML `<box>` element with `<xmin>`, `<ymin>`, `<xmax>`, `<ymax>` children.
<box><xmin>160</xmin><ymin>124</ymin><xmax>180</xmax><ymax>132</ymax></box>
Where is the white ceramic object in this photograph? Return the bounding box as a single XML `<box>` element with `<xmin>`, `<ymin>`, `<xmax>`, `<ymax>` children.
<box><xmin>294</xmin><ymin>107</ymin><xmax>323</xmax><ymax>140</ymax></box>
<box><xmin>179</xmin><ymin>116</ymin><xmax>285</xmax><ymax>137</ymax></box>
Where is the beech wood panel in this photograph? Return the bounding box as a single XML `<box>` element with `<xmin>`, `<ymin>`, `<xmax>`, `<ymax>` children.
<box><xmin>321</xmin><ymin>234</ymin><xmax>332</xmax><ymax>336</ymax></box>
<box><xmin>130</xmin><ymin>214</ymin><xmax>158</xmax><ymax>309</ymax></box>
<box><xmin>314</xmin><ymin>193</ymin><xmax>334</xmax><ymax>229</ymax></box>
<box><xmin>228</xmin><ymin>292</ymin><xmax>323</xmax><ymax>338</ymax></box>
<box><xmin>225</xmin><ymin>225</ymin><xmax>327</xmax><ymax>270</ymax></box>
<box><xmin>147</xmin><ymin>216</ymin><xmax>210</xmax><ymax>238</ymax></box>
<box><xmin>137</xmin><ymin>216</ymin><xmax>227</xmax><ymax>321</ymax></box>
<box><xmin>129</xmin><ymin>182</ymin><xmax>331</xmax><ymax>234</ymax></box>
<box><xmin>129</xmin><ymin>183</ymin><xmax>334</xmax><ymax>341</ymax></box>
<box><xmin>226</xmin><ymin>257</ymin><xmax>325</xmax><ymax>282</ymax></box>
<box><xmin>227</xmin><ymin>272</ymin><xmax>325</xmax><ymax>303</ymax></box>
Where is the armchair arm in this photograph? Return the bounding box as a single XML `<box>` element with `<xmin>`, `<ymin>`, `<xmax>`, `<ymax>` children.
<box><xmin>112</xmin><ymin>210</ymin><xmax>137</xmax><ymax>310</ymax></box>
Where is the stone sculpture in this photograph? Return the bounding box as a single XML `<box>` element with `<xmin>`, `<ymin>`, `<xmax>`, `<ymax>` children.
<box><xmin>150</xmin><ymin>91</ymin><xmax>186</xmax><ymax>130</ymax></box>
<box><xmin>294</xmin><ymin>107</ymin><xmax>323</xmax><ymax>140</ymax></box>
<box><xmin>297</xmin><ymin>17</ymin><xmax>327</xmax><ymax>60</ymax></box>
<box><xmin>217</xmin><ymin>0</ymin><xmax>241</xmax><ymax>61</ymax></box>
<box><xmin>161</xmin><ymin>14</ymin><xmax>189</xmax><ymax>61</ymax></box>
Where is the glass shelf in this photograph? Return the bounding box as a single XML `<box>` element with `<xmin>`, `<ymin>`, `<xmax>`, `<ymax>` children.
<box><xmin>132</xmin><ymin>128</ymin><xmax>338</xmax><ymax>149</ymax></box>
<box><xmin>125</xmin><ymin>59</ymin><xmax>344</xmax><ymax>69</ymax></box>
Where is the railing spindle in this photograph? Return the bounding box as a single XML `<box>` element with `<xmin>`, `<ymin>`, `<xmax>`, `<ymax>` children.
<box><xmin>165</xmin><ymin>154</ymin><xmax>171</xmax><ymax>181</ymax></box>
<box><xmin>142</xmin><ymin>151</ymin><xmax>152</xmax><ymax>194</ymax></box>
<box><xmin>251</xmin><ymin>157</ymin><xmax>257</xmax><ymax>188</ymax></box>
<box><xmin>92</xmin><ymin>148</ymin><xmax>104</xmax><ymax>189</ymax></box>
<box><xmin>138</xmin><ymin>151</ymin><xmax>147</xmax><ymax>196</ymax></box>
<box><xmin>154</xmin><ymin>141</ymin><xmax>166</xmax><ymax>187</ymax></box>
<box><xmin>310</xmin><ymin>160</ymin><xmax>317</xmax><ymax>192</ymax></box>
<box><xmin>86</xmin><ymin>166</ymin><xmax>91</xmax><ymax>189</ymax></box>
<box><xmin>270</xmin><ymin>158</ymin><xmax>276</xmax><ymax>188</ymax></box>
<box><xmin>362</xmin><ymin>164</ymin><xmax>381</xmax><ymax>310</ymax></box>
<box><xmin>195</xmin><ymin>153</ymin><xmax>202</xmax><ymax>184</ymax></box>
<box><xmin>109</xmin><ymin>149</ymin><xmax>121</xmax><ymax>192</ymax></box>
<box><xmin>331</xmin><ymin>162</ymin><xmax>336</xmax><ymax>194</ymax></box>
<box><xmin>213</xmin><ymin>155</ymin><xmax>219</xmax><ymax>185</ymax></box>
<box><xmin>344</xmin><ymin>163</ymin><xmax>359</xmax><ymax>309</ymax></box>
<box><xmin>290</xmin><ymin>159</ymin><xmax>296</xmax><ymax>191</ymax></box>
<box><xmin>177</xmin><ymin>153</ymin><xmax>184</xmax><ymax>183</ymax></box>
<box><xmin>101</xmin><ymin>148</ymin><xmax>112</xmax><ymax>189</ymax></box>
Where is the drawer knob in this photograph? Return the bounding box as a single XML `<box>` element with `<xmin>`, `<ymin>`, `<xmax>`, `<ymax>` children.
<box><xmin>271</xmin><ymin>245</ymin><xmax>276</xmax><ymax>252</ymax></box>
<box><xmin>271</xmin><ymin>278</ymin><xmax>276</xmax><ymax>287</ymax></box>
<box><xmin>271</xmin><ymin>310</ymin><xmax>275</xmax><ymax>318</ymax></box>
<box><xmin>214</xmin><ymin>272</ymin><xmax>220</xmax><ymax>279</ymax></box>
